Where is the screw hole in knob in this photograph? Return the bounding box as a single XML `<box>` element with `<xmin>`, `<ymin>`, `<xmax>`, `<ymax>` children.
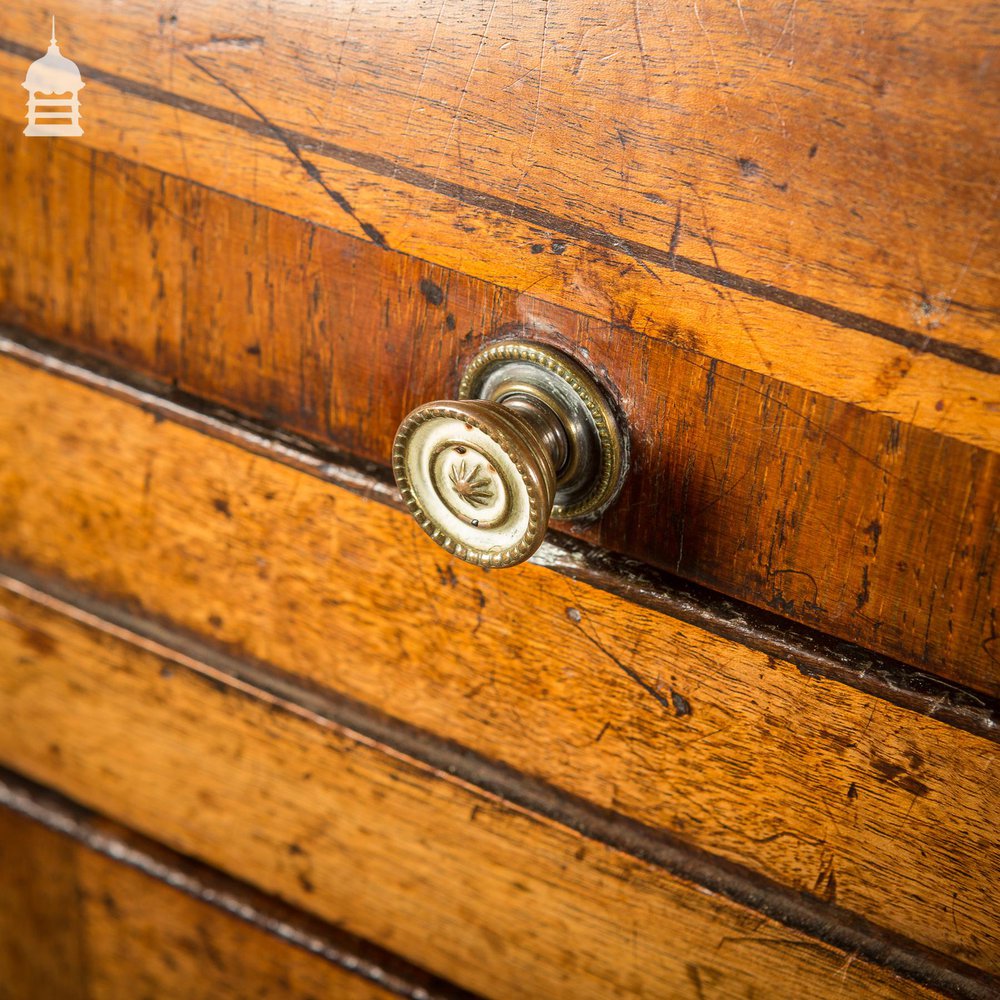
<box><xmin>393</xmin><ymin>340</ymin><xmax>627</xmax><ymax>568</ymax></box>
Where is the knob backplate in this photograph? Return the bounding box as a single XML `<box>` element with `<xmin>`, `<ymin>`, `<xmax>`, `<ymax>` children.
<box><xmin>459</xmin><ymin>340</ymin><xmax>627</xmax><ymax>521</ymax></box>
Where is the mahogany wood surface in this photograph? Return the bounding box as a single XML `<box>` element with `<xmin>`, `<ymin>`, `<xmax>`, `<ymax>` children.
<box><xmin>0</xmin><ymin>128</ymin><xmax>997</xmax><ymax>694</ymax></box>
<box><xmin>0</xmin><ymin>796</ymin><xmax>460</xmax><ymax>1000</ymax></box>
<box><xmin>0</xmin><ymin>806</ymin><xmax>85</xmax><ymax>1000</ymax></box>
<box><xmin>0</xmin><ymin>582</ymin><xmax>962</xmax><ymax>1000</ymax></box>
<box><xmin>0</xmin><ymin>0</ymin><xmax>996</xmax><ymax>440</ymax></box>
<box><xmin>0</xmin><ymin>351</ymin><xmax>996</xmax><ymax>979</ymax></box>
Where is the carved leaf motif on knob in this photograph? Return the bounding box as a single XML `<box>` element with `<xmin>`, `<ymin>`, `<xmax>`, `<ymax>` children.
<box><xmin>448</xmin><ymin>459</ymin><xmax>495</xmax><ymax>509</ymax></box>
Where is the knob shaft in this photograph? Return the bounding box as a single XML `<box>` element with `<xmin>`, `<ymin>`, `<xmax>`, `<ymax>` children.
<box><xmin>393</xmin><ymin>341</ymin><xmax>626</xmax><ymax>568</ymax></box>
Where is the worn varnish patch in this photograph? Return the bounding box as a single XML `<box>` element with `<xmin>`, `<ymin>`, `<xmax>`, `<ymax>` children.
<box><xmin>0</xmin><ymin>354</ymin><xmax>996</xmax><ymax>976</ymax></box>
<box><xmin>0</xmin><ymin>586</ymin><xmax>963</xmax><ymax>999</ymax></box>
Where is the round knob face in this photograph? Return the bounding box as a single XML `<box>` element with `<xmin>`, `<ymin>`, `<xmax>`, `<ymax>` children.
<box><xmin>393</xmin><ymin>401</ymin><xmax>555</xmax><ymax>567</ymax></box>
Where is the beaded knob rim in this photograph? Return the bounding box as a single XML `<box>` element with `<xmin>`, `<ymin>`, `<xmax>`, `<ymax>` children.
<box><xmin>392</xmin><ymin>400</ymin><xmax>553</xmax><ymax>568</ymax></box>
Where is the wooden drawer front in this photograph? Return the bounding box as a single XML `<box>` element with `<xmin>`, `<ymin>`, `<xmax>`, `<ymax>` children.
<box><xmin>0</xmin><ymin>1</ymin><xmax>995</xmax><ymax>405</ymax></box>
<box><xmin>1</xmin><ymin>4</ymin><xmax>997</xmax><ymax>996</ymax></box>
<box><xmin>1</xmin><ymin>349</ymin><xmax>996</xmax><ymax>997</ymax></box>
<box><xmin>0</xmin><ymin>583</ymin><xmax>950</xmax><ymax>1000</ymax></box>
<box><xmin>0</xmin><ymin>788</ymin><xmax>467</xmax><ymax>1000</ymax></box>
<box><xmin>1</xmin><ymin>2</ymin><xmax>997</xmax><ymax>694</ymax></box>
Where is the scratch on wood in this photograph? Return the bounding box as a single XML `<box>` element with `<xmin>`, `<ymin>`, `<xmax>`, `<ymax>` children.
<box><xmin>184</xmin><ymin>35</ymin><xmax>265</xmax><ymax>52</ymax></box>
<box><xmin>391</xmin><ymin>0</ymin><xmax>445</xmax><ymax>181</ymax></box>
<box><xmin>530</xmin><ymin>0</ymin><xmax>550</xmax><ymax>147</ymax></box>
<box><xmin>430</xmin><ymin>0</ymin><xmax>499</xmax><ymax>190</ymax></box>
<box><xmin>631</xmin><ymin>0</ymin><xmax>652</xmax><ymax>79</ymax></box>
<box><xmin>184</xmin><ymin>55</ymin><xmax>389</xmax><ymax>250</ymax></box>
<box><xmin>668</xmin><ymin>201</ymin><xmax>682</xmax><ymax>266</ymax></box>
<box><xmin>570</xmin><ymin>617</ymin><xmax>676</xmax><ymax>715</ymax></box>
<box><xmin>692</xmin><ymin>0</ymin><xmax>731</xmax><ymax>119</ymax></box>
<box><xmin>704</xmin><ymin>358</ymin><xmax>718</xmax><ymax>416</ymax></box>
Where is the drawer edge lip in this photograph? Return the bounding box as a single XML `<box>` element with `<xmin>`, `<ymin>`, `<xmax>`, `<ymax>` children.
<box><xmin>0</xmin><ymin>765</ymin><xmax>484</xmax><ymax>1000</ymax></box>
<box><xmin>1</xmin><ymin>568</ymin><xmax>996</xmax><ymax>1000</ymax></box>
<box><xmin>534</xmin><ymin>536</ymin><xmax>1000</xmax><ymax>741</ymax></box>
<box><xmin>2</xmin><ymin>322</ymin><xmax>997</xmax><ymax>740</ymax></box>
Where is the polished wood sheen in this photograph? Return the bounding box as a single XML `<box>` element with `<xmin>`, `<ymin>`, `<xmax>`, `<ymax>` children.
<box><xmin>0</xmin><ymin>351</ymin><xmax>996</xmax><ymax>980</ymax></box>
<box><xmin>0</xmin><ymin>3</ymin><xmax>997</xmax><ymax>995</ymax></box>
<box><xmin>0</xmin><ymin>131</ymin><xmax>997</xmax><ymax>694</ymax></box>
<box><xmin>0</xmin><ymin>583</ymin><xmax>954</xmax><ymax>999</ymax></box>
<box><xmin>0</xmin><ymin>0</ymin><xmax>996</xmax><ymax>439</ymax></box>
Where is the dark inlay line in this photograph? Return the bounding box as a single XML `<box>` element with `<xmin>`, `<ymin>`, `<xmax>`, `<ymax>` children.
<box><xmin>3</xmin><ymin>325</ymin><xmax>997</xmax><ymax>743</ymax></box>
<box><xmin>1</xmin><ymin>36</ymin><xmax>996</xmax><ymax>376</ymax></box>
<box><xmin>0</xmin><ymin>769</ymin><xmax>484</xmax><ymax>1000</ymax></box>
<box><xmin>1</xmin><ymin>569</ymin><xmax>995</xmax><ymax>1000</ymax></box>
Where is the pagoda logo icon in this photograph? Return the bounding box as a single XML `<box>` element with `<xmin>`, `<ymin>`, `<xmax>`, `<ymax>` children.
<box><xmin>22</xmin><ymin>17</ymin><xmax>85</xmax><ymax>137</ymax></box>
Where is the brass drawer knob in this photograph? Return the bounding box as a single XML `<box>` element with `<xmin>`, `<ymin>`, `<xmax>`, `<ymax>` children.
<box><xmin>393</xmin><ymin>341</ymin><xmax>627</xmax><ymax>568</ymax></box>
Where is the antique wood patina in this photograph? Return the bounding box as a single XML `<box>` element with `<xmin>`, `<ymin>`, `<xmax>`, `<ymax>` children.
<box><xmin>0</xmin><ymin>345</ymin><xmax>997</xmax><ymax>994</ymax></box>
<box><xmin>0</xmin><ymin>582</ymin><xmax>980</xmax><ymax>999</ymax></box>
<box><xmin>0</xmin><ymin>786</ymin><xmax>471</xmax><ymax>1000</ymax></box>
<box><xmin>0</xmin><ymin>126</ymin><xmax>997</xmax><ymax>693</ymax></box>
<box><xmin>0</xmin><ymin>1</ymin><xmax>996</xmax><ymax>996</ymax></box>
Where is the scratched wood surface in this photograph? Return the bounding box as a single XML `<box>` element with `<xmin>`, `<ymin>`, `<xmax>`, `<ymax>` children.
<box><xmin>0</xmin><ymin>807</ymin><xmax>412</xmax><ymax>1000</ymax></box>
<box><xmin>0</xmin><ymin>354</ymin><xmax>996</xmax><ymax>977</ymax></box>
<box><xmin>0</xmin><ymin>0</ymin><xmax>997</xmax><ymax>450</ymax></box>
<box><xmin>0</xmin><ymin>585</ymin><xmax>954</xmax><ymax>1000</ymax></box>
<box><xmin>1</xmin><ymin>132</ymin><xmax>998</xmax><ymax>696</ymax></box>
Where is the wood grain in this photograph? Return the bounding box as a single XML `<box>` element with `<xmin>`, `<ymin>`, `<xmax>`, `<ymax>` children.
<box><xmin>0</xmin><ymin>585</ymin><xmax>959</xmax><ymax>1000</ymax></box>
<box><xmin>80</xmin><ymin>862</ymin><xmax>399</xmax><ymax>1000</ymax></box>
<box><xmin>1</xmin><ymin>134</ymin><xmax>998</xmax><ymax>694</ymax></box>
<box><xmin>0</xmin><ymin>352</ymin><xmax>996</xmax><ymax>975</ymax></box>
<box><xmin>0</xmin><ymin>1</ymin><xmax>997</xmax><ymax>447</ymax></box>
<box><xmin>0</xmin><ymin>803</ymin><xmax>441</xmax><ymax>1000</ymax></box>
<box><xmin>0</xmin><ymin>808</ymin><xmax>86</xmax><ymax>1000</ymax></box>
